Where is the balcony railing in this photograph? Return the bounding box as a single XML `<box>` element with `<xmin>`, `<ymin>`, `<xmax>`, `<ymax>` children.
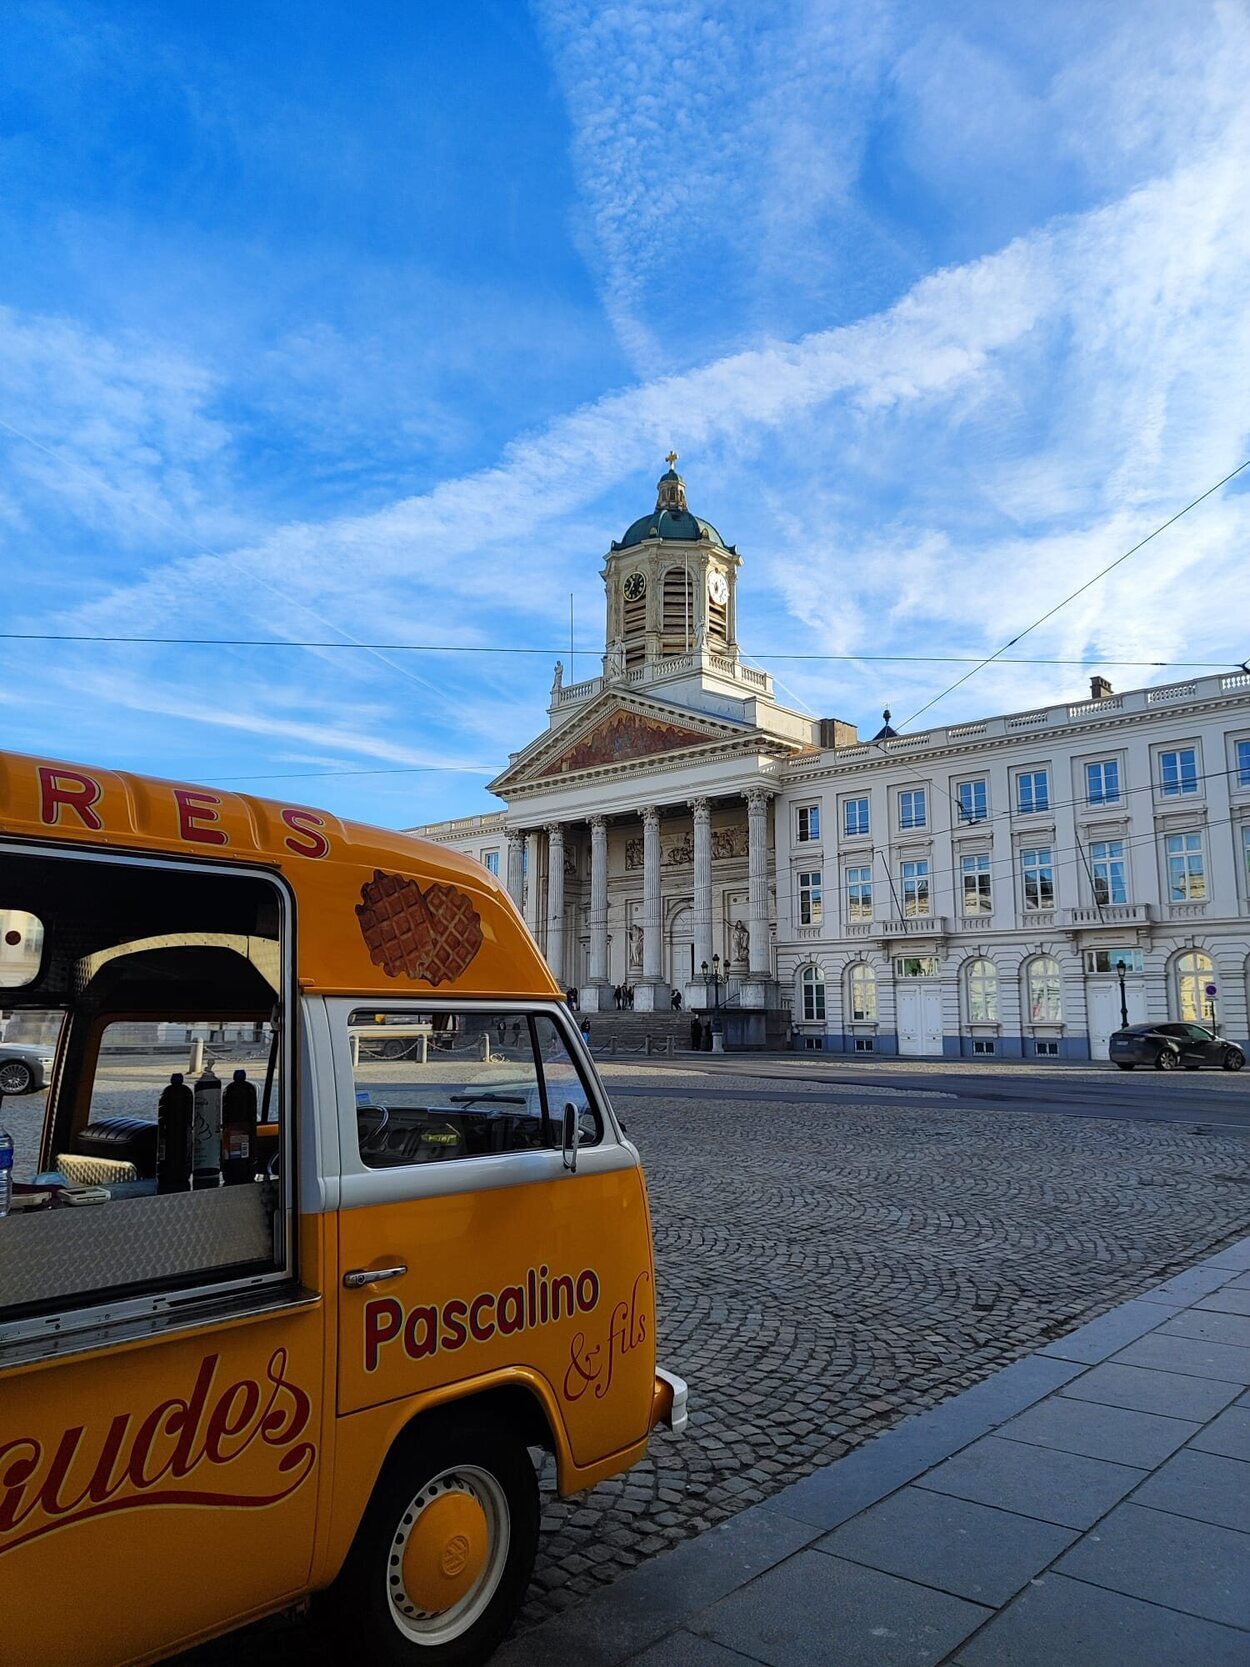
<box><xmin>880</xmin><ymin>916</ymin><xmax>949</xmax><ymax>937</ymax></box>
<box><xmin>1065</xmin><ymin>904</ymin><xmax>1154</xmax><ymax>927</ymax></box>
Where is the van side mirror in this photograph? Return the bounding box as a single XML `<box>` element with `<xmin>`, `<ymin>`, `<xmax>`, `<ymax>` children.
<box><xmin>561</xmin><ymin>1102</ymin><xmax>578</xmax><ymax>1173</ymax></box>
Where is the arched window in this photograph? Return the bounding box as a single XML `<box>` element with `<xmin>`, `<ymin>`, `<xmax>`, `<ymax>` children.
<box><xmin>1174</xmin><ymin>949</ymin><xmax>1214</xmax><ymax>1023</ymax></box>
<box><xmin>966</xmin><ymin>958</ymin><xmax>998</xmax><ymax>1022</ymax></box>
<box><xmin>800</xmin><ymin>964</ymin><xmax>826</xmax><ymax>1023</ymax></box>
<box><xmin>1026</xmin><ymin>956</ymin><xmax>1062</xmax><ymax>1024</ymax></box>
<box><xmin>848</xmin><ymin>962</ymin><xmax>877</xmax><ymax>1021</ymax></box>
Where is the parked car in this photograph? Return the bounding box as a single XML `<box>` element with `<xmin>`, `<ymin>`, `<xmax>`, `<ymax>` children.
<box><xmin>1110</xmin><ymin>1023</ymin><xmax>1245</xmax><ymax>1073</ymax></box>
<box><xmin>0</xmin><ymin>1040</ymin><xmax>56</xmax><ymax>1095</ymax></box>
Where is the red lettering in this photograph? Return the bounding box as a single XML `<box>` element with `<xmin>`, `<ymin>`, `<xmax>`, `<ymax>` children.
<box><xmin>87</xmin><ymin>1415</ymin><xmax>133</xmax><ymax>1504</ymax></box>
<box><xmin>441</xmin><ymin>1299</ymin><xmax>468</xmax><ymax>1350</ymax></box>
<box><xmin>260</xmin><ymin>1348</ymin><xmax>313</xmax><ymax>1454</ymax></box>
<box><xmin>205</xmin><ymin>1381</ymin><xmax>262</xmax><ymax>1465</ymax></box>
<box><xmin>174</xmin><ymin>789</ymin><xmax>228</xmax><ymax>846</ymax></box>
<box><xmin>36</xmin><ymin>1427</ymin><xmax>93</xmax><ymax>1519</ymax></box>
<box><xmin>0</xmin><ymin>1441</ymin><xmax>42</xmax><ymax>1533</ymax></box>
<box><xmin>577</xmin><ymin>1269</ymin><xmax>601</xmax><ymax>1313</ymax></box>
<box><xmin>37</xmin><ymin>767</ymin><xmax>103</xmax><ymax>830</ymax></box>
<box><xmin>469</xmin><ymin>1294</ymin><xmax>496</xmax><ymax>1342</ymax></box>
<box><xmin>403</xmin><ymin>1306</ymin><xmax>439</xmax><ymax>1360</ymax></box>
<box><xmin>169</xmin><ymin>1356</ymin><xmax>220</xmax><ymax>1478</ymax></box>
<box><xmin>364</xmin><ymin>1298</ymin><xmax>403</xmax><ymax>1371</ymax></box>
<box><xmin>497</xmin><ymin>1286</ymin><xmax>525</xmax><ymax>1335</ymax></box>
<box><xmin>280</xmin><ymin>807</ymin><xmax>330</xmax><ymax>860</ymax></box>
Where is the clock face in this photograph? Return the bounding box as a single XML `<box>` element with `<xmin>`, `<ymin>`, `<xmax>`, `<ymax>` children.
<box><xmin>623</xmin><ymin>572</ymin><xmax>646</xmax><ymax>602</ymax></box>
<box><xmin>707</xmin><ymin>571</ymin><xmax>729</xmax><ymax>606</ymax></box>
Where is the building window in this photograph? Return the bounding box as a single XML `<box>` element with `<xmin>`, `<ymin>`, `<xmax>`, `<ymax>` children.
<box><xmin>1035</xmin><ymin>1039</ymin><xmax>1059</xmax><ymax>1057</ymax></box>
<box><xmin>1243</xmin><ymin>825</ymin><xmax>1250</xmax><ymax>892</ymax></box>
<box><xmin>895</xmin><ymin>955</ymin><xmax>940</xmax><ymax>977</ymax></box>
<box><xmin>853</xmin><ymin>1036</ymin><xmax>875</xmax><ymax>1052</ymax></box>
<box><xmin>800</xmin><ymin>965</ymin><xmax>826</xmax><ymax>1023</ymax></box>
<box><xmin>1086</xmin><ymin>759</ymin><xmax>1121</xmax><ymax>807</ymax></box>
<box><xmin>796</xmin><ymin>803</ymin><xmax>821</xmax><ymax>843</ymax></box>
<box><xmin>956</xmin><ymin>780</ymin><xmax>987</xmax><ymax>823</ymax></box>
<box><xmin>1236</xmin><ymin>740</ymin><xmax>1250</xmax><ymax>789</ymax></box>
<box><xmin>966</xmin><ymin>958</ymin><xmax>998</xmax><ymax>1022</ymax></box>
<box><xmin>1021</xmin><ymin>847</ymin><xmax>1054</xmax><ymax>911</ymax></box>
<box><xmin>1160</xmin><ymin>747</ymin><xmax>1198</xmax><ymax>796</ymax></box>
<box><xmin>843</xmin><ymin>797</ymin><xmax>869</xmax><ymax>837</ymax></box>
<box><xmin>1085</xmin><ymin>947</ymin><xmax>1143</xmax><ymax>974</ymax></box>
<box><xmin>803</xmin><ymin>1035</ymin><xmax>825</xmax><ymax>1050</ymax></box>
<box><xmin>1165</xmin><ymin>832</ymin><xmax>1206</xmax><ymax>901</ymax></box>
<box><xmin>972</xmin><ymin>1038</ymin><xmax>996</xmax><ymax>1055</ymax></box>
<box><xmin>1027</xmin><ymin>956</ymin><xmax>1063</xmax><ymax>1023</ymax></box>
<box><xmin>901</xmin><ymin>859</ymin><xmax>930</xmax><ymax>916</ymax></box>
<box><xmin>1017</xmin><ymin>770</ymin><xmax>1050</xmax><ymax>814</ymax></box>
<box><xmin>1173</xmin><ymin>949</ymin><xmax>1214</xmax><ymax>1023</ymax></box>
<box><xmin>797</xmin><ymin>870</ymin><xmax>823</xmax><ymax>926</ymax></box>
<box><xmin>846</xmin><ymin>865</ymin><xmax>872</xmax><ymax>921</ymax></box>
<box><xmin>481</xmin><ymin>849</ymin><xmax>500</xmax><ymax>876</ymax></box>
<box><xmin>1090</xmin><ymin>839</ymin><xmax>1127</xmax><ymax>906</ymax></box>
<box><xmin>848</xmin><ymin>962</ymin><xmax>877</xmax><ymax>1021</ymax></box>
<box><xmin>961</xmin><ymin>853</ymin><xmax>991</xmax><ymax>914</ymax></box>
<box><xmin>899</xmin><ymin>789</ymin><xmax>927</xmax><ymax>830</ymax></box>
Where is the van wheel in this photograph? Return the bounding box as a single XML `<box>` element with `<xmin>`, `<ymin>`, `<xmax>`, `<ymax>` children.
<box><xmin>1155</xmin><ymin>1048</ymin><xmax>1179</xmax><ymax>1071</ymax></box>
<box><xmin>1225</xmin><ymin>1049</ymin><xmax>1245</xmax><ymax>1072</ymax></box>
<box><xmin>325</xmin><ymin>1412</ymin><xmax>539</xmax><ymax>1665</ymax></box>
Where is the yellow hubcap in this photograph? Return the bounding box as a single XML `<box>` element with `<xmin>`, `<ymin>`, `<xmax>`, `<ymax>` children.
<box><xmin>401</xmin><ymin>1490</ymin><xmax>490</xmax><ymax>1614</ymax></box>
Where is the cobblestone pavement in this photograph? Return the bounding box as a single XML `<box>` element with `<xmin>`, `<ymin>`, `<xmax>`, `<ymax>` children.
<box><xmin>516</xmin><ymin>1080</ymin><xmax>1250</xmax><ymax>1630</ymax></box>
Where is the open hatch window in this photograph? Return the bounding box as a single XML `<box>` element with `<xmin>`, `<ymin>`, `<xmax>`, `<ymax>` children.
<box><xmin>0</xmin><ymin>848</ymin><xmax>292</xmax><ymax>1341</ymax></box>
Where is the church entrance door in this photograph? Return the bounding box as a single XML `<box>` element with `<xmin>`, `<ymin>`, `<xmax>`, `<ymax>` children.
<box><xmin>666</xmin><ymin>905</ymin><xmax>694</xmax><ymax>994</ymax></box>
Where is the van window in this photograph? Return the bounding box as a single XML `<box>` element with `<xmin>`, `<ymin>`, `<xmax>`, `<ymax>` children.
<box><xmin>0</xmin><ymin>849</ymin><xmax>290</xmax><ymax>1333</ymax></box>
<box><xmin>349</xmin><ymin>1008</ymin><xmax>600</xmax><ymax>1168</ymax></box>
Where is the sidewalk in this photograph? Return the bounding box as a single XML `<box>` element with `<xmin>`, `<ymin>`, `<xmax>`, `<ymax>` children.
<box><xmin>498</xmin><ymin>1234</ymin><xmax>1250</xmax><ymax>1667</ymax></box>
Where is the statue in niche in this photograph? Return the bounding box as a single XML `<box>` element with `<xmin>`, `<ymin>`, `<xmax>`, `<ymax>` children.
<box><xmin>732</xmin><ymin>919</ymin><xmax>750</xmax><ymax>964</ymax></box>
<box><xmin>625</xmin><ymin>837</ymin><xmax>644</xmax><ymax>871</ymax></box>
<box><xmin>606</xmin><ymin>637</ymin><xmax>626</xmax><ymax>680</ymax></box>
<box><xmin>552</xmin><ymin>660</ymin><xmax>563</xmax><ymax>690</ymax></box>
<box><xmin>665</xmin><ymin>829</ymin><xmax>694</xmax><ymax>866</ymax></box>
<box><xmin>629</xmin><ymin>923</ymin><xmax>644</xmax><ymax>968</ymax></box>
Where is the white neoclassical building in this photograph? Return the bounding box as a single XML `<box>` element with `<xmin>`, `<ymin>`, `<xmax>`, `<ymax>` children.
<box><xmin>412</xmin><ymin>462</ymin><xmax>1250</xmax><ymax>1057</ymax></box>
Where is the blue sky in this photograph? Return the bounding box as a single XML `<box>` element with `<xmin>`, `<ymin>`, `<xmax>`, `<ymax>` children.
<box><xmin>2</xmin><ymin>0</ymin><xmax>1248</xmax><ymax>828</ymax></box>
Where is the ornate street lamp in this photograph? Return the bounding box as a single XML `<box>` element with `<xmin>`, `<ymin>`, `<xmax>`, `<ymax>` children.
<box><xmin>1115</xmin><ymin>958</ymin><xmax>1129</xmax><ymax>1030</ymax></box>
<box><xmin>700</xmin><ymin>954</ymin><xmax>725</xmax><ymax>1053</ymax></box>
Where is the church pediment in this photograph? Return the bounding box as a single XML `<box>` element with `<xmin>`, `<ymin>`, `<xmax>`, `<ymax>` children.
<box><xmin>491</xmin><ymin>692</ymin><xmax>757</xmax><ymax>794</ymax></box>
<box><xmin>539</xmin><ymin>709</ymin><xmax>719</xmax><ymax>777</ymax></box>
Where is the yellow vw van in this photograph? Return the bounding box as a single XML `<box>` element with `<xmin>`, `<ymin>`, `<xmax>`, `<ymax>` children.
<box><xmin>0</xmin><ymin>749</ymin><xmax>685</xmax><ymax>1666</ymax></box>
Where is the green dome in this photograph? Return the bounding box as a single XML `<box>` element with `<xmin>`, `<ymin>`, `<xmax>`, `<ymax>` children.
<box><xmin>614</xmin><ymin>507</ymin><xmax>723</xmax><ymax>549</ymax></box>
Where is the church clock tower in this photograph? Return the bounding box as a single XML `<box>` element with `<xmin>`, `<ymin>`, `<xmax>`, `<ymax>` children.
<box><xmin>602</xmin><ymin>454</ymin><xmax>743</xmax><ymax>682</ymax></box>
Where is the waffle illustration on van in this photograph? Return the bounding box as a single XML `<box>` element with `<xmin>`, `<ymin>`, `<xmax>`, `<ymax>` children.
<box><xmin>356</xmin><ymin>868</ymin><xmax>484</xmax><ymax>984</ymax></box>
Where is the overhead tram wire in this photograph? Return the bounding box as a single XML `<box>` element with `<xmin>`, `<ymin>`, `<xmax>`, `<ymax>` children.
<box><xmin>896</xmin><ymin>457</ymin><xmax>1250</xmax><ymax>731</ymax></box>
<box><xmin>0</xmin><ymin>630</ymin><xmax>1238</xmax><ymax>672</ymax></box>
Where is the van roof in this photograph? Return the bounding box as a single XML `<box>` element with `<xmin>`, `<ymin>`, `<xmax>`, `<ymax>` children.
<box><xmin>0</xmin><ymin>747</ymin><xmax>557</xmax><ymax>1000</ymax></box>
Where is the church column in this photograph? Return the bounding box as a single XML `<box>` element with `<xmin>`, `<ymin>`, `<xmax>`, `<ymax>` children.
<box><xmin>545</xmin><ymin>822</ymin><xmax>566</xmax><ymax>987</ymax></box>
<box><xmin>690</xmin><ymin>796</ymin><xmax>713</xmax><ymax>984</ymax></box>
<box><xmin>634</xmin><ymin>804</ymin><xmax>669</xmax><ymax>1011</ymax></box>
<box><xmin>584</xmin><ymin>815</ymin><xmax>610</xmax><ymax>1010</ymax></box>
<box><xmin>505</xmin><ymin>828</ymin><xmax>525</xmax><ymax>911</ymax></box>
<box><xmin>523</xmin><ymin>830</ymin><xmax>543</xmax><ymax>943</ymax></box>
<box><xmin>746</xmin><ymin>788</ymin><xmax>772</xmax><ymax>980</ymax></box>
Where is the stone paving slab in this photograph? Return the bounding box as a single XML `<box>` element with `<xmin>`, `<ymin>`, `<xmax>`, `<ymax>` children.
<box><xmin>951</xmin><ymin>1573</ymin><xmax>1250</xmax><ymax>1667</ymax></box>
<box><xmin>1055</xmin><ymin>1503</ymin><xmax>1250</xmax><ymax>1630</ymax></box>
<box><xmin>816</xmin><ymin>1488</ymin><xmax>1077</xmax><ymax>1607</ymax></box>
<box><xmin>1189</xmin><ymin>1404</ymin><xmax>1250</xmax><ymax>1460</ymax></box>
<box><xmin>915</xmin><ymin>1435</ymin><xmax>1146</xmax><ymax>1529</ymax></box>
<box><xmin>1109</xmin><ymin>1331</ymin><xmax>1250</xmax><ymax>1382</ymax></box>
<box><xmin>995</xmin><ymin>1395</ymin><xmax>1198</xmax><ymax>1468</ymax></box>
<box><xmin>691</xmin><ymin>1549</ymin><xmax>990</xmax><ymax>1667</ymax></box>
<box><xmin>1132</xmin><ymin>1447</ymin><xmax>1250</xmax><ymax>1534</ymax></box>
<box><xmin>1058</xmin><ymin>1360</ymin><xmax>1244</xmax><ymax>1420</ymax></box>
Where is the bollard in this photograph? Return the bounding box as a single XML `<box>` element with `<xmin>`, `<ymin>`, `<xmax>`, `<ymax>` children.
<box><xmin>610</xmin><ymin>1037</ymin><xmax>618</xmax><ymax>1056</ymax></box>
<box><xmin>666</xmin><ymin>1036</ymin><xmax>675</xmax><ymax>1056</ymax></box>
<box><xmin>350</xmin><ymin>1032</ymin><xmax>360</xmax><ymax>1069</ymax></box>
<box><xmin>418</xmin><ymin>1035</ymin><xmax>428</xmax><ymax>1065</ymax></box>
<box><xmin>482</xmin><ymin>1034</ymin><xmax>492</xmax><ymax>1061</ymax></box>
<box><xmin>189</xmin><ymin>1038</ymin><xmax>205</xmax><ymax>1073</ymax></box>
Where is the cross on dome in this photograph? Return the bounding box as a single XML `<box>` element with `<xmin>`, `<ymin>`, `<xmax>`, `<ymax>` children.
<box><xmin>665</xmin><ymin>450</ymin><xmax>679</xmax><ymax>468</ymax></box>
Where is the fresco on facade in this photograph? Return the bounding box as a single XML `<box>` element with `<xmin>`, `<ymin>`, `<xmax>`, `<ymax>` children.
<box><xmin>540</xmin><ymin>711</ymin><xmax>712</xmax><ymax>777</ymax></box>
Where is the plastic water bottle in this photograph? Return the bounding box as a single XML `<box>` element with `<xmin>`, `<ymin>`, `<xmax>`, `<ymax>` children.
<box><xmin>0</xmin><ymin>1126</ymin><xmax>14</xmax><ymax>1219</ymax></box>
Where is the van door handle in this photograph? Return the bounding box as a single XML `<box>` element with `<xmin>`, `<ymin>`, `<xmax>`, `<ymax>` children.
<box><xmin>343</xmin><ymin>1264</ymin><xmax>408</xmax><ymax>1289</ymax></box>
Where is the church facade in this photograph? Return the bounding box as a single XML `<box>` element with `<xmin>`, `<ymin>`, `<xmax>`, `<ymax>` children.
<box><xmin>411</xmin><ymin>463</ymin><xmax>1250</xmax><ymax>1057</ymax></box>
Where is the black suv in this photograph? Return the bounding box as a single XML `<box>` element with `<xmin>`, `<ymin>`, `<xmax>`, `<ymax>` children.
<box><xmin>1109</xmin><ymin>1023</ymin><xmax>1245</xmax><ymax>1072</ymax></box>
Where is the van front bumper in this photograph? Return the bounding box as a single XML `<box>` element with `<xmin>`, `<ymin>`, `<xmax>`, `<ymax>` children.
<box><xmin>651</xmin><ymin>1366</ymin><xmax>689</xmax><ymax>1435</ymax></box>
